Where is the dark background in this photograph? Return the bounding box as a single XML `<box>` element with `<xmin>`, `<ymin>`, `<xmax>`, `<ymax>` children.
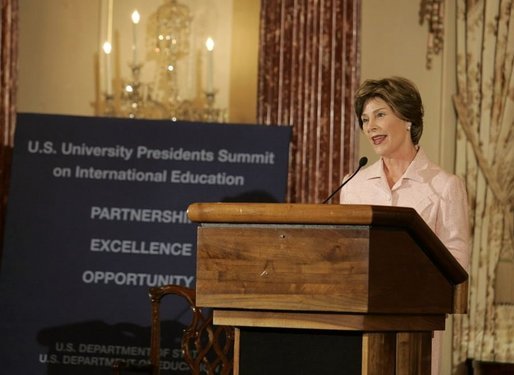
<box><xmin>0</xmin><ymin>113</ymin><xmax>290</xmax><ymax>373</ymax></box>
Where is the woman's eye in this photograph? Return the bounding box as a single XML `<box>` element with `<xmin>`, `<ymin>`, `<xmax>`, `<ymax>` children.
<box><xmin>377</xmin><ymin>112</ymin><xmax>385</xmax><ymax>117</ymax></box>
<box><xmin>362</xmin><ymin>118</ymin><xmax>368</xmax><ymax>124</ymax></box>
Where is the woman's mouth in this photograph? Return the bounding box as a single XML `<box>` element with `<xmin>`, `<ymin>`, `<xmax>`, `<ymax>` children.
<box><xmin>371</xmin><ymin>135</ymin><xmax>387</xmax><ymax>145</ymax></box>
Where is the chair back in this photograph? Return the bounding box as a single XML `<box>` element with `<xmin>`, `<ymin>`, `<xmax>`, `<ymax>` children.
<box><xmin>149</xmin><ymin>285</ymin><xmax>234</xmax><ymax>375</ymax></box>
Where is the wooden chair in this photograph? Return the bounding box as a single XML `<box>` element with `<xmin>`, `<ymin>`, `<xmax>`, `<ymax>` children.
<box><xmin>113</xmin><ymin>284</ymin><xmax>234</xmax><ymax>375</ymax></box>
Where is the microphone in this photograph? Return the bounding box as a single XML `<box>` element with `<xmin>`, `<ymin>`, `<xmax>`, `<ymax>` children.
<box><xmin>322</xmin><ymin>156</ymin><xmax>368</xmax><ymax>204</ymax></box>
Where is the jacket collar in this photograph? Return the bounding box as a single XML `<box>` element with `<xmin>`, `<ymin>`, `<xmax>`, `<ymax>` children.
<box><xmin>363</xmin><ymin>146</ymin><xmax>432</xmax><ymax>183</ymax></box>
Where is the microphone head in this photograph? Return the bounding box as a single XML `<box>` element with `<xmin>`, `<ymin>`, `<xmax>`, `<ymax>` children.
<box><xmin>358</xmin><ymin>156</ymin><xmax>368</xmax><ymax>167</ymax></box>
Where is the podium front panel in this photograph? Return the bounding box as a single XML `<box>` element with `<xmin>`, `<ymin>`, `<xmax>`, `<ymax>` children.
<box><xmin>196</xmin><ymin>224</ymin><xmax>371</xmax><ymax>312</ymax></box>
<box><xmin>196</xmin><ymin>223</ymin><xmax>455</xmax><ymax>313</ymax></box>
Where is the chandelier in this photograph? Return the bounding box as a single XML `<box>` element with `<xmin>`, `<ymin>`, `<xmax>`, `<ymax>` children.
<box><xmin>95</xmin><ymin>0</ymin><xmax>227</xmax><ymax>122</ymax></box>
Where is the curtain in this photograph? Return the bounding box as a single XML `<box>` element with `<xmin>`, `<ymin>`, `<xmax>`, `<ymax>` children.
<box><xmin>0</xmin><ymin>0</ymin><xmax>19</xmax><ymax>254</ymax></box>
<box><xmin>257</xmin><ymin>0</ymin><xmax>360</xmax><ymax>203</ymax></box>
<box><xmin>452</xmin><ymin>0</ymin><xmax>514</xmax><ymax>370</ymax></box>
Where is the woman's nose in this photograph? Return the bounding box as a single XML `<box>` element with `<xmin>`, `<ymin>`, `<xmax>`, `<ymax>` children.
<box><xmin>366</xmin><ymin>120</ymin><xmax>377</xmax><ymax>133</ymax></box>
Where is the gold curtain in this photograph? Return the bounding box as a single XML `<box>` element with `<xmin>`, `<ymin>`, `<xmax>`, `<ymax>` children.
<box><xmin>452</xmin><ymin>0</ymin><xmax>514</xmax><ymax>370</ymax></box>
<box><xmin>257</xmin><ymin>0</ymin><xmax>361</xmax><ymax>203</ymax></box>
<box><xmin>0</xmin><ymin>0</ymin><xmax>18</xmax><ymax>252</ymax></box>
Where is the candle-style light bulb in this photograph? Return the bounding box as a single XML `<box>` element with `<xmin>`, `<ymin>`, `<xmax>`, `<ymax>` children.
<box><xmin>205</xmin><ymin>37</ymin><xmax>215</xmax><ymax>52</ymax></box>
<box><xmin>131</xmin><ymin>10</ymin><xmax>140</xmax><ymax>66</ymax></box>
<box><xmin>131</xmin><ymin>10</ymin><xmax>140</xmax><ymax>24</ymax></box>
<box><xmin>102</xmin><ymin>41</ymin><xmax>113</xmax><ymax>95</ymax></box>
<box><xmin>205</xmin><ymin>37</ymin><xmax>215</xmax><ymax>93</ymax></box>
<box><xmin>102</xmin><ymin>41</ymin><xmax>112</xmax><ymax>55</ymax></box>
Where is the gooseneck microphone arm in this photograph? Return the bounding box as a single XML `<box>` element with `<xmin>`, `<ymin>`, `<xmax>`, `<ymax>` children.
<box><xmin>322</xmin><ymin>156</ymin><xmax>368</xmax><ymax>204</ymax></box>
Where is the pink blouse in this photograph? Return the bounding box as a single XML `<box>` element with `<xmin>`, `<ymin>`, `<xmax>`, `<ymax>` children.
<box><xmin>339</xmin><ymin>147</ymin><xmax>470</xmax><ymax>269</ymax></box>
<box><xmin>339</xmin><ymin>147</ymin><xmax>470</xmax><ymax>375</ymax></box>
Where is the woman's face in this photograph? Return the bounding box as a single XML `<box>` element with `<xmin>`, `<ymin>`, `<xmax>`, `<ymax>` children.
<box><xmin>361</xmin><ymin>97</ymin><xmax>414</xmax><ymax>159</ymax></box>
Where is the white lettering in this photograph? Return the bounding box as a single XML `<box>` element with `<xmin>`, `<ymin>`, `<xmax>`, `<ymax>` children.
<box><xmin>169</xmin><ymin>170</ymin><xmax>244</xmax><ymax>186</ymax></box>
<box><xmin>136</xmin><ymin>146</ymin><xmax>214</xmax><ymax>162</ymax></box>
<box><xmin>82</xmin><ymin>270</ymin><xmax>194</xmax><ymax>288</ymax></box>
<box><xmin>90</xmin><ymin>206</ymin><xmax>190</xmax><ymax>224</ymax></box>
<box><xmin>90</xmin><ymin>239</ymin><xmax>192</xmax><ymax>256</ymax></box>
<box><xmin>217</xmin><ymin>149</ymin><xmax>275</xmax><ymax>164</ymax></box>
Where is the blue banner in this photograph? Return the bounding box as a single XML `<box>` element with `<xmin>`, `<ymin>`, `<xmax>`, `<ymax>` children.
<box><xmin>0</xmin><ymin>113</ymin><xmax>290</xmax><ymax>373</ymax></box>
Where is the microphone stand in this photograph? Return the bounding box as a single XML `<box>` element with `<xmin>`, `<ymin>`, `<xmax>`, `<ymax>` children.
<box><xmin>322</xmin><ymin>156</ymin><xmax>368</xmax><ymax>204</ymax></box>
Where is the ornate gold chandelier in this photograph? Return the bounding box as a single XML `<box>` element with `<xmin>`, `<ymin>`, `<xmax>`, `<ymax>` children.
<box><xmin>95</xmin><ymin>0</ymin><xmax>226</xmax><ymax>122</ymax></box>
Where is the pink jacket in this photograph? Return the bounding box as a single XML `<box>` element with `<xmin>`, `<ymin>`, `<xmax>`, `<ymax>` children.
<box><xmin>339</xmin><ymin>147</ymin><xmax>470</xmax><ymax>270</ymax></box>
<box><xmin>339</xmin><ymin>147</ymin><xmax>470</xmax><ymax>374</ymax></box>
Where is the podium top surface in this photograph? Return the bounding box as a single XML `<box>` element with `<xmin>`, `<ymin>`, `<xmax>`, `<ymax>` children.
<box><xmin>188</xmin><ymin>202</ymin><xmax>411</xmax><ymax>225</ymax></box>
<box><xmin>188</xmin><ymin>203</ymin><xmax>468</xmax><ymax>285</ymax></box>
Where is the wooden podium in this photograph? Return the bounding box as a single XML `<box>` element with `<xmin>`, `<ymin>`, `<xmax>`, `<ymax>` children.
<box><xmin>187</xmin><ymin>203</ymin><xmax>468</xmax><ymax>375</ymax></box>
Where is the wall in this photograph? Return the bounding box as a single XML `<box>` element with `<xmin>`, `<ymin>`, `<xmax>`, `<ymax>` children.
<box><xmin>17</xmin><ymin>0</ymin><xmax>102</xmax><ymax>115</ymax></box>
<box><xmin>359</xmin><ymin>0</ymin><xmax>457</xmax><ymax>171</ymax></box>
<box><xmin>228</xmin><ymin>0</ymin><xmax>260</xmax><ymax>123</ymax></box>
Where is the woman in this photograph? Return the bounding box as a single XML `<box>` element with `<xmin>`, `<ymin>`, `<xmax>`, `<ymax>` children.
<box><xmin>339</xmin><ymin>77</ymin><xmax>470</xmax><ymax>375</ymax></box>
